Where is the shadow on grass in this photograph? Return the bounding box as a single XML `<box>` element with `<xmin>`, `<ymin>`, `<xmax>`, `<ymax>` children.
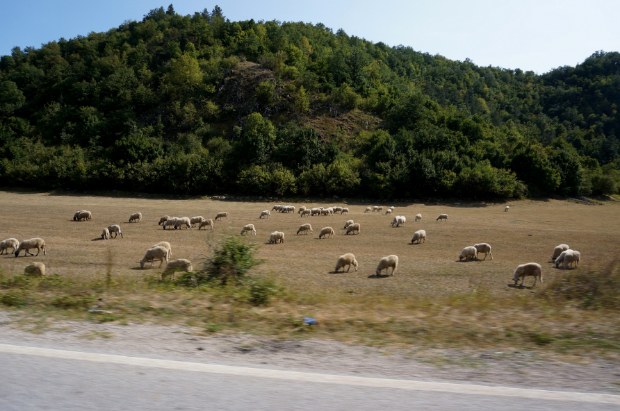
<box><xmin>507</xmin><ymin>283</ymin><xmax>537</xmax><ymax>290</ymax></box>
<box><xmin>367</xmin><ymin>273</ymin><xmax>392</xmax><ymax>279</ymax></box>
<box><xmin>91</xmin><ymin>238</ymin><xmax>105</xmax><ymax>242</ymax></box>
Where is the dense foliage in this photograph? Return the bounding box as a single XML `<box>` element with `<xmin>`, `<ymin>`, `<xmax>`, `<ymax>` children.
<box><xmin>1</xmin><ymin>5</ymin><xmax>619</xmax><ymax>198</ymax></box>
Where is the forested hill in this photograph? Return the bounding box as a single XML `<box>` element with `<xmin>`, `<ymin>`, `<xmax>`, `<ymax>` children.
<box><xmin>1</xmin><ymin>5</ymin><xmax>619</xmax><ymax>199</ymax></box>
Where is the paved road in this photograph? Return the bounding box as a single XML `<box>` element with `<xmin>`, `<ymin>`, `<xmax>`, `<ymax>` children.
<box><xmin>1</xmin><ymin>344</ymin><xmax>618</xmax><ymax>411</ymax></box>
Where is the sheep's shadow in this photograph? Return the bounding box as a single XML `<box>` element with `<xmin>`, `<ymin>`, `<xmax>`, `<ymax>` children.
<box><xmin>131</xmin><ymin>266</ymin><xmax>163</xmax><ymax>271</ymax></box>
<box><xmin>455</xmin><ymin>259</ymin><xmax>478</xmax><ymax>263</ymax></box>
<box><xmin>507</xmin><ymin>284</ymin><xmax>536</xmax><ymax>290</ymax></box>
<box><xmin>408</xmin><ymin>242</ymin><xmax>424</xmax><ymax>246</ymax></box>
<box><xmin>91</xmin><ymin>238</ymin><xmax>104</xmax><ymax>242</ymax></box>
<box><xmin>329</xmin><ymin>270</ymin><xmax>352</xmax><ymax>274</ymax></box>
<box><xmin>367</xmin><ymin>273</ymin><xmax>392</xmax><ymax>279</ymax></box>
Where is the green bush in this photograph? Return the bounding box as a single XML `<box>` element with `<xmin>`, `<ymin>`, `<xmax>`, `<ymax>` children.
<box><xmin>0</xmin><ymin>291</ymin><xmax>28</xmax><ymax>307</ymax></box>
<box><xmin>255</xmin><ymin>81</ymin><xmax>275</xmax><ymax>105</ymax></box>
<box><xmin>590</xmin><ymin>174</ymin><xmax>618</xmax><ymax>195</ymax></box>
<box><xmin>51</xmin><ymin>293</ymin><xmax>95</xmax><ymax>309</ymax></box>
<box><xmin>248</xmin><ymin>276</ymin><xmax>281</xmax><ymax>306</ymax></box>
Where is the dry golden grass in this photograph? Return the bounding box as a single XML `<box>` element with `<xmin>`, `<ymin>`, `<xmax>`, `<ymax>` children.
<box><xmin>1</xmin><ymin>190</ymin><xmax>620</xmax><ymax>354</ymax></box>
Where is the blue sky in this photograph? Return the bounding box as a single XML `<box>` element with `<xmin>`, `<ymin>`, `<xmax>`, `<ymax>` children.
<box><xmin>1</xmin><ymin>0</ymin><xmax>618</xmax><ymax>74</ymax></box>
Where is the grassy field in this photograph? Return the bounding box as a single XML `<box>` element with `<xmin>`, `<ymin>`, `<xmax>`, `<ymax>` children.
<box><xmin>1</xmin><ymin>190</ymin><xmax>619</xmax><ymax>354</ymax></box>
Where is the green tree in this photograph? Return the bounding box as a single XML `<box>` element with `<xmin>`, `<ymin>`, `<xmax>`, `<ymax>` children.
<box><xmin>167</xmin><ymin>54</ymin><xmax>202</xmax><ymax>89</ymax></box>
<box><xmin>294</xmin><ymin>86</ymin><xmax>310</xmax><ymax>114</ymax></box>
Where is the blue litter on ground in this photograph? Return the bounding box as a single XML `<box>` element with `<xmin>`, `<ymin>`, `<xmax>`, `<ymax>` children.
<box><xmin>303</xmin><ymin>317</ymin><xmax>317</xmax><ymax>325</ymax></box>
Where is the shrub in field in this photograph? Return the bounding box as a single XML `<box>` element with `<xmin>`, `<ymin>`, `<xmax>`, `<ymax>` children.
<box><xmin>248</xmin><ymin>276</ymin><xmax>281</xmax><ymax>306</ymax></box>
<box><xmin>0</xmin><ymin>291</ymin><xmax>28</xmax><ymax>307</ymax></box>
<box><xmin>544</xmin><ymin>260</ymin><xmax>620</xmax><ymax>309</ymax></box>
<box><xmin>51</xmin><ymin>292</ymin><xmax>95</xmax><ymax>309</ymax></box>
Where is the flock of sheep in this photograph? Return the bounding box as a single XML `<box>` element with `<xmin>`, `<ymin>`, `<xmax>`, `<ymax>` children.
<box><xmin>0</xmin><ymin>202</ymin><xmax>581</xmax><ymax>287</ymax></box>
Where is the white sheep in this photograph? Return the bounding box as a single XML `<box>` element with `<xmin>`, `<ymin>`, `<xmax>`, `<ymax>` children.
<box><xmin>297</xmin><ymin>224</ymin><xmax>313</xmax><ymax>235</ymax></box>
<box><xmin>108</xmin><ymin>224</ymin><xmax>123</xmax><ymax>238</ymax></box>
<box><xmin>385</xmin><ymin>209</ymin><xmax>393</xmax><ymax>215</ymax></box>
<box><xmin>14</xmin><ymin>238</ymin><xmax>46</xmax><ymax>257</ymax></box>
<box><xmin>414</xmin><ymin>214</ymin><xmax>422</xmax><ymax>222</ymax></box>
<box><xmin>513</xmin><ymin>263</ymin><xmax>543</xmax><ymax>287</ymax></box>
<box><xmin>474</xmin><ymin>243</ymin><xmax>493</xmax><ymax>260</ymax></box>
<box><xmin>298</xmin><ymin>206</ymin><xmax>307</xmax><ymax>214</ymax></box>
<box><xmin>343</xmin><ymin>220</ymin><xmax>354</xmax><ymax>229</ymax></box>
<box><xmin>376</xmin><ymin>255</ymin><xmax>398</xmax><ymax>276</ymax></box>
<box><xmin>162</xmin><ymin>259</ymin><xmax>193</xmax><ymax>280</ymax></box>
<box><xmin>346</xmin><ymin>223</ymin><xmax>361</xmax><ymax>235</ymax></box>
<box><xmin>139</xmin><ymin>246</ymin><xmax>169</xmax><ymax>268</ymax></box>
<box><xmin>74</xmin><ymin>210</ymin><xmax>92</xmax><ymax>221</ymax></box>
<box><xmin>335</xmin><ymin>253</ymin><xmax>358</xmax><ymax>272</ymax></box>
<box><xmin>332</xmin><ymin>206</ymin><xmax>343</xmax><ymax>213</ymax></box>
<box><xmin>152</xmin><ymin>241</ymin><xmax>172</xmax><ymax>260</ymax></box>
<box><xmin>505</xmin><ymin>206</ymin><xmax>510</xmax><ymax>212</ymax></box>
<box><xmin>129</xmin><ymin>212</ymin><xmax>142</xmax><ymax>223</ymax></box>
<box><xmin>301</xmin><ymin>209</ymin><xmax>311</xmax><ymax>217</ymax></box>
<box><xmin>288</xmin><ymin>206</ymin><xmax>296</xmax><ymax>213</ymax></box>
<box><xmin>163</xmin><ymin>217</ymin><xmax>179</xmax><ymax>230</ymax></box>
<box><xmin>199</xmin><ymin>219</ymin><xmax>214</xmax><ymax>230</ymax></box>
<box><xmin>318</xmin><ymin>227</ymin><xmax>335</xmax><ymax>239</ymax></box>
<box><xmin>259</xmin><ymin>210</ymin><xmax>271</xmax><ymax>219</ymax></box>
<box><xmin>24</xmin><ymin>262</ymin><xmax>46</xmax><ymax>277</ymax></box>
<box><xmin>373</xmin><ymin>206</ymin><xmax>384</xmax><ymax>212</ymax></box>
<box><xmin>551</xmin><ymin>244</ymin><xmax>570</xmax><ymax>260</ymax></box>
<box><xmin>241</xmin><ymin>224</ymin><xmax>257</xmax><ymax>236</ymax></box>
<box><xmin>174</xmin><ymin>217</ymin><xmax>192</xmax><ymax>230</ymax></box>
<box><xmin>0</xmin><ymin>238</ymin><xmax>19</xmax><ymax>255</ymax></box>
<box><xmin>311</xmin><ymin>208</ymin><xmax>322</xmax><ymax>216</ymax></box>
<box><xmin>436</xmin><ymin>214</ymin><xmax>448</xmax><ymax>222</ymax></box>
<box><xmin>391</xmin><ymin>216</ymin><xmax>406</xmax><ymax>227</ymax></box>
<box><xmin>101</xmin><ymin>228</ymin><xmax>110</xmax><ymax>240</ymax></box>
<box><xmin>190</xmin><ymin>216</ymin><xmax>206</xmax><ymax>227</ymax></box>
<box><xmin>459</xmin><ymin>246</ymin><xmax>478</xmax><ymax>261</ymax></box>
<box><xmin>411</xmin><ymin>230</ymin><xmax>426</xmax><ymax>244</ymax></box>
<box><xmin>364</xmin><ymin>206</ymin><xmax>372</xmax><ymax>213</ymax></box>
<box><xmin>272</xmin><ymin>205</ymin><xmax>282</xmax><ymax>211</ymax></box>
<box><xmin>563</xmin><ymin>250</ymin><xmax>581</xmax><ymax>269</ymax></box>
<box><xmin>215</xmin><ymin>212</ymin><xmax>229</xmax><ymax>221</ymax></box>
<box><xmin>269</xmin><ymin>231</ymin><xmax>285</xmax><ymax>244</ymax></box>
<box><xmin>341</xmin><ymin>207</ymin><xmax>349</xmax><ymax>214</ymax></box>
<box><xmin>158</xmin><ymin>216</ymin><xmax>170</xmax><ymax>226</ymax></box>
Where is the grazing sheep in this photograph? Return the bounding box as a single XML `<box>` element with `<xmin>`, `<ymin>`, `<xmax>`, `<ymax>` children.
<box><xmin>152</xmin><ymin>241</ymin><xmax>172</xmax><ymax>260</ymax></box>
<box><xmin>414</xmin><ymin>214</ymin><xmax>422</xmax><ymax>222</ymax></box>
<box><xmin>287</xmin><ymin>206</ymin><xmax>296</xmax><ymax>213</ymax></box>
<box><xmin>341</xmin><ymin>207</ymin><xmax>349</xmax><ymax>214</ymax></box>
<box><xmin>373</xmin><ymin>206</ymin><xmax>384</xmax><ymax>212</ymax></box>
<box><xmin>436</xmin><ymin>214</ymin><xmax>448</xmax><ymax>222</ymax></box>
<box><xmin>474</xmin><ymin>243</ymin><xmax>493</xmax><ymax>260</ymax></box>
<box><xmin>364</xmin><ymin>207</ymin><xmax>372</xmax><ymax>213</ymax></box>
<box><xmin>301</xmin><ymin>209</ymin><xmax>311</xmax><ymax>217</ymax></box>
<box><xmin>74</xmin><ymin>210</ymin><xmax>92</xmax><ymax>221</ymax></box>
<box><xmin>318</xmin><ymin>227</ymin><xmax>335</xmax><ymax>239</ymax></box>
<box><xmin>321</xmin><ymin>208</ymin><xmax>333</xmax><ymax>216</ymax></box>
<box><xmin>101</xmin><ymin>228</ymin><xmax>110</xmax><ymax>240</ymax></box>
<box><xmin>174</xmin><ymin>217</ymin><xmax>192</xmax><ymax>230</ymax></box>
<box><xmin>241</xmin><ymin>224</ymin><xmax>257</xmax><ymax>236</ymax></box>
<box><xmin>343</xmin><ymin>220</ymin><xmax>355</xmax><ymax>229</ymax></box>
<box><xmin>411</xmin><ymin>230</ymin><xmax>426</xmax><ymax>244</ymax></box>
<box><xmin>459</xmin><ymin>246</ymin><xmax>478</xmax><ymax>261</ymax></box>
<box><xmin>190</xmin><ymin>216</ymin><xmax>206</xmax><ymax>227</ymax></box>
<box><xmin>551</xmin><ymin>244</ymin><xmax>570</xmax><ymax>260</ymax></box>
<box><xmin>158</xmin><ymin>216</ymin><xmax>170</xmax><ymax>226</ymax></box>
<box><xmin>139</xmin><ymin>246</ymin><xmax>169</xmax><ymax>268</ymax></box>
<box><xmin>14</xmin><ymin>238</ymin><xmax>46</xmax><ymax>257</ymax></box>
<box><xmin>272</xmin><ymin>205</ymin><xmax>282</xmax><ymax>211</ymax></box>
<box><xmin>376</xmin><ymin>255</ymin><xmax>398</xmax><ymax>276</ymax></box>
<box><xmin>24</xmin><ymin>262</ymin><xmax>45</xmax><ymax>277</ymax></box>
<box><xmin>259</xmin><ymin>210</ymin><xmax>271</xmax><ymax>219</ymax></box>
<box><xmin>554</xmin><ymin>249</ymin><xmax>572</xmax><ymax>268</ymax></box>
<box><xmin>269</xmin><ymin>231</ymin><xmax>285</xmax><ymax>244</ymax></box>
<box><xmin>198</xmin><ymin>219</ymin><xmax>214</xmax><ymax>230</ymax></box>
<box><xmin>385</xmin><ymin>209</ymin><xmax>393</xmax><ymax>215</ymax></box>
<box><xmin>513</xmin><ymin>263</ymin><xmax>543</xmax><ymax>287</ymax></box>
<box><xmin>505</xmin><ymin>206</ymin><xmax>510</xmax><ymax>212</ymax></box>
<box><xmin>108</xmin><ymin>225</ymin><xmax>123</xmax><ymax>238</ymax></box>
<box><xmin>311</xmin><ymin>208</ymin><xmax>322</xmax><ymax>216</ymax></box>
<box><xmin>563</xmin><ymin>250</ymin><xmax>581</xmax><ymax>269</ymax></box>
<box><xmin>297</xmin><ymin>224</ymin><xmax>313</xmax><ymax>235</ymax></box>
<box><xmin>129</xmin><ymin>212</ymin><xmax>142</xmax><ymax>223</ymax></box>
<box><xmin>298</xmin><ymin>206</ymin><xmax>307</xmax><ymax>214</ymax></box>
<box><xmin>214</xmin><ymin>212</ymin><xmax>229</xmax><ymax>221</ymax></box>
<box><xmin>332</xmin><ymin>206</ymin><xmax>343</xmax><ymax>213</ymax></box>
<box><xmin>0</xmin><ymin>238</ymin><xmax>19</xmax><ymax>255</ymax></box>
<box><xmin>346</xmin><ymin>223</ymin><xmax>361</xmax><ymax>235</ymax></box>
<box><xmin>163</xmin><ymin>217</ymin><xmax>179</xmax><ymax>230</ymax></box>
<box><xmin>391</xmin><ymin>216</ymin><xmax>406</xmax><ymax>227</ymax></box>
<box><xmin>335</xmin><ymin>253</ymin><xmax>358</xmax><ymax>272</ymax></box>
<box><xmin>162</xmin><ymin>259</ymin><xmax>193</xmax><ymax>280</ymax></box>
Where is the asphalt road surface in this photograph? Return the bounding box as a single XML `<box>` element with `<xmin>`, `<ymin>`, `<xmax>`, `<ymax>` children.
<box><xmin>1</xmin><ymin>343</ymin><xmax>619</xmax><ymax>411</ymax></box>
